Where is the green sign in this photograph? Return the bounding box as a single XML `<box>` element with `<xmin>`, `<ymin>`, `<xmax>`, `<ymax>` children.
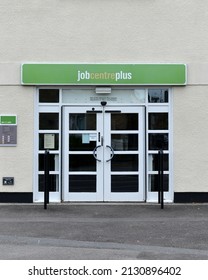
<box><xmin>22</xmin><ymin>63</ymin><xmax>186</xmax><ymax>85</ymax></box>
<box><xmin>0</xmin><ymin>115</ymin><xmax>17</xmax><ymax>125</ymax></box>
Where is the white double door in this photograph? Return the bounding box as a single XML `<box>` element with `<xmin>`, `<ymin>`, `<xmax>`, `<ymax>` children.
<box><xmin>63</xmin><ymin>105</ymin><xmax>145</xmax><ymax>202</ymax></box>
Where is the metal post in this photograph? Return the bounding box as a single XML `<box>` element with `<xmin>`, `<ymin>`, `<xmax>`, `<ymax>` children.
<box><xmin>158</xmin><ymin>150</ymin><xmax>164</xmax><ymax>209</ymax></box>
<box><xmin>160</xmin><ymin>150</ymin><xmax>164</xmax><ymax>209</ymax></box>
<box><xmin>158</xmin><ymin>151</ymin><xmax>161</xmax><ymax>204</ymax></box>
<box><xmin>44</xmin><ymin>150</ymin><xmax>50</xmax><ymax>209</ymax></box>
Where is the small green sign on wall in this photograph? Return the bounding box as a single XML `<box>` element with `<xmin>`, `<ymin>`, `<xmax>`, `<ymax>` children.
<box><xmin>0</xmin><ymin>115</ymin><xmax>17</xmax><ymax>125</ymax></box>
<box><xmin>0</xmin><ymin>115</ymin><xmax>17</xmax><ymax>146</ymax></box>
<box><xmin>21</xmin><ymin>63</ymin><xmax>186</xmax><ymax>86</ymax></box>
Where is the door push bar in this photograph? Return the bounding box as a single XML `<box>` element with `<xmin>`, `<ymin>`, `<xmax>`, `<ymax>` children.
<box><xmin>93</xmin><ymin>145</ymin><xmax>102</xmax><ymax>162</ymax></box>
<box><xmin>93</xmin><ymin>145</ymin><xmax>115</xmax><ymax>162</ymax></box>
<box><xmin>86</xmin><ymin>110</ymin><xmax>102</xmax><ymax>113</ymax></box>
<box><xmin>106</xmin><ymin>145</ymin><xmax>114</xmax><ymax>162</ymax></box>
<box><xmin>104</xmin><ymin>110</ymin><xmax>121</xmax><ymax>113</ymax></box>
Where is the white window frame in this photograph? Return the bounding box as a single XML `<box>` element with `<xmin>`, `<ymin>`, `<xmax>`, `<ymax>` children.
<box><xmin>34</xmin><ymin>87</ymin><xmax>173</xmax><ymax>203</ymax></box>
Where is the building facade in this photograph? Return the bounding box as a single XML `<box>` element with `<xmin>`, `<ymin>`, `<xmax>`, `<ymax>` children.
<box><xmin>0</xmin><ymin>1</ymin><xmax>208</xmax><ymax>203</ymax></box>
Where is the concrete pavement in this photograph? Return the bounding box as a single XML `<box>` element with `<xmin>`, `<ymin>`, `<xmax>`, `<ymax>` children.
<box><xmin>0</xmin><ymin>203</ymin><xmax>208</xmax><ymax>259</ymax></box>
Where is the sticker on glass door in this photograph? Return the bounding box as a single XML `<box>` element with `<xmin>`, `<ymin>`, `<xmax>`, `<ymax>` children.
<box><xmin>63</xmin><ymin>106</ymin><xmax>145</xmax><ymax>202</ymax></box>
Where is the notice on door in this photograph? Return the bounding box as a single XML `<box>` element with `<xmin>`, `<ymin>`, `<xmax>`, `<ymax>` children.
<box><xmin>82</xmin><ymin>133</ymin><xmax>97</xmax><ymax>144</ymax></box>
<box><xmin>89</xmin><ymin>133</ymin><xmax>97</xmax><ymax>141</ymax></box>
<box><xmin>82</xmin><ymin>134</ymin><xmax>90</xmax><ymax>144</ymax></box>
<box><xmin>44</xmin><ymin>134</ymin><xmax>55</xmax><ymax>149</ymax></box>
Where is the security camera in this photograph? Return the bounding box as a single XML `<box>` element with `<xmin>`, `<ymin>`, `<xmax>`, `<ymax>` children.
<box><xmin>101</xmin><ymin>101</ymin><xmax>107</xmax><ymax>106</ymax></box>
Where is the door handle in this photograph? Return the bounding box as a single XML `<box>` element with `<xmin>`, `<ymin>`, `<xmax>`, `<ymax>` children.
<box><xmin>93</xmin><ymin>145</ymin><xmax>102</xmax><ymax>162</ymax></box>
<box><xmin>106</xmin><ymin>145</ymin><xmax>114</xmax><ymax>162</ymax></box>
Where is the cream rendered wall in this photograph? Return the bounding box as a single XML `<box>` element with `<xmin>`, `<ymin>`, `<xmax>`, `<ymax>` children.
<box><xmin>0</xmin><ymin>85</ymin><xmax>34</xmax><ymax>192</ymax></box>
<box><xmin>174</xmin><ymin>64</ymin><xmax>208</xmax><ymax>193</ymax></box>
<box><xmin>0</xmin><ymin>1</ymin><xmax>208</xmax><ymax>194</ymax></box>
<box><xmin>0</xmin><ymin>63</ymin><xmax>34</xmax><ymax>193</ymax></box>
<box><xmin>173</xmin><ymin>85</ymin><xmax>208</xmax><ymax>192</ymax></box>
<box><xmin>0</xmin><ymin>1</ymin><xmax>208</xmax><ymax>63</ymax></box>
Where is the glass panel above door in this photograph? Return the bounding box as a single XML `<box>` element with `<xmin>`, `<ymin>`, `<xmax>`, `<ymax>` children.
<box><xmin>148</xmin><ymin>89</ymin><xmax>169</xmax><ymax>103</ymax></box>
<box><xmin>39</xmin><ymin>89</ymin><xmax>59</xmax><ymax>103</ymax></box>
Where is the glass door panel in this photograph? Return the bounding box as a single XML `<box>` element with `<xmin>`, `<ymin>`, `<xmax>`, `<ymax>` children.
<box><xmin>111</xmin><ymin>154</ymin><xmax>138</xmax><ymax>171</ymax></box>
<box><xmin>104</xmin><ymin>106</ymin><xmax>145</xmax><ymax>201</ymax></box>
<box><xmin>63</xmin><ymin>106</ymin><xmax>103</xmax><ymax>201</ymax></box>
<box><xmin>69</xmin><ymin>175</ymin><xmax>96</xmax><ymax>192</ymax></box>
<box><xmin>111</xmin><ymin>175</ymin><xmax>139</xmax><ymax>192</ymax></box>
<box><xmin>111</xmin><ymin>134</ymin><xmax>138</xmax><ymax>150</ymax></box>
<box><xmin>69</xmin><ymin>114</ymin><xmax>96</xmax><ymax>130</ymax></box>
<box><xmin>111</xmin><ymin>113</ymin><xmax>138</xmax><ymax>130</ymax></box>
